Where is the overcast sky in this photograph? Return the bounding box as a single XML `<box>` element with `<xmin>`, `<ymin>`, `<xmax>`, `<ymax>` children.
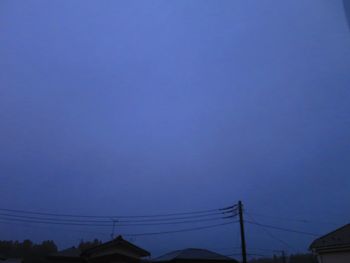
<box><xmin>1</xmin><ymin>0</ymin><xmax>350</xmax><ymax>259</ymax></box>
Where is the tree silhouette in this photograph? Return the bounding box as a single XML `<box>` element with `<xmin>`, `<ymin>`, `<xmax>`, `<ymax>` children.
<box><xmin>78</xmin><ymin>239</ymin><xmax>102</xmax><ymax>251</ymax></box>
<box><xmin>0</xmin><ymin>240</ymin><xmax>57</xmax><ymax>263</ymax></box>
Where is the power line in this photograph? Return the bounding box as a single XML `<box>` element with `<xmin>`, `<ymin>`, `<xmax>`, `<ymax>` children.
<box><xmin>0</xmin><ymin>211</ymin><xmax>235</xmax><ymax>224</ymax></box>
<box><xmin>0</xmin><ymin>214</ymin><xmax>235</xmax><ymax>227</ymax></box>
<box><xmin>117</xmin><ymin>212</ymin><xmax>237</xmax><ymax>223</ymax></box>
<box><xmin>221</xmin><ymin>205</ymin><xmax>238</xmax><ymax>211</ymax></box>
<box><xmin>245</xmin><ymin>213</ymin><xmax>294</xmax><ymax>250</ymax></box>
<box><xmin>0</xmin><ymin>204</ymin><xmax>238</xmax><ymax>228</ymax></box>
<box><xmin>0</xmin><ymin>219</ymin><xmax>109</xmax><ymax>236</ymax></box>
<box><xmin>123</xmin><ymin>220</ymin><xmax>238</xmax><ymax>237</ymax></box>
<box><xmin>0</xmin><ymin>217</ymin><xmax>113</xmax><ymax>227</ymax></box>
<box><xmin>0</xmin><ymin>206</ymin><xmax>235</xmax><ymax>219</ymax></box>
<box><xmin>0</xmin><ymin>213</ymin><xmax>113</xmax><ymax>223</ymax></box>
<box><xmin>225</xmin><ymin>253</ymin><xmax>270</xmax><ymax>258</ymax></box>
<box><xmin>117</xmin><ymin>217</ymin><xmax>235</xmax><ymax>226</ymax></box>
<box><xmin>213</xmin><ymin>246</ymin><xmax>284</xmax><ymax>252</ymax></box>
<box><xmin>246</xmin><ymin>211</ymin><xmax>338</xmax><ymax>225</ymax></box>
<box><xmin>0</xmin><ymin>214</ymin><xmax>237</xmax><ymax>242</ymax></box>
<box><xmin>117</xmin><ymin>217</ymin><xmax>232</xmax><ymax>226</ymax></box>
<box><xmin>245</xmin><ymin>220</ymin><xmax>320</xmax><ymax>237</ymax></box>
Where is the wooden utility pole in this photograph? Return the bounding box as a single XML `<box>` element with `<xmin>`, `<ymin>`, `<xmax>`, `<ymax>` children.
<box><xmin>281</xmin><ymin>251</ymin><xmax>286</xmax><ymax>263</ymax></box>
<box><xmin>238</xmin><ymin>201</ymin><xmax>247</xmax><ymax>263</ymax></box>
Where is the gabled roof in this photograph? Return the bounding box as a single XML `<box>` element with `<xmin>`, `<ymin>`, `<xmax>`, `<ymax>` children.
<box><xmin>310</xmin><ymin>224</ymin><xmax>350</xmax><ymax>250</ymax></box>
<box><xmin>82</xmin><ymin>236</ymin><xmax>150</xmax><ymax>258</ymax></box>
<box><xmin>49</xmin><ymin>247</ymin><xmax>82</xmax><ymax>258</ymax></box>
<box><xmin>153</xmin><ymin>249</ymin><xmax>237</xmax><ymax>262</ymax></box>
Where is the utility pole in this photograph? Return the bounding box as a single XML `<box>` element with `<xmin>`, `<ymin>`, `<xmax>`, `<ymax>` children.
<box><xmin>238</xmin><ymin>201</ymin><xmax>247</xmax><ymax>263</ymax></box>
<box><xmin>273</xmin><ymin>250</ymin><xmax>287</xmax><ymax>263</ymax></box>
<box><xmin>281</xmin><ymin>251</ymin><xmax>286</xmax><ymax>263</ymax></box>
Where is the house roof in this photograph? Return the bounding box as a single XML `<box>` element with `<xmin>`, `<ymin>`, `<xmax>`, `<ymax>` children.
<box><xmin>310</xmin><ymin>224</ymin><xmax>350</xmax><ymax>250</ymax></box>
<box><xmin>49</xmin><ymin>247</ymin><xmax>82</xmax><ymax>258</ymax></box>
<box><xmin>82</xmin><ymin>236</ymin><xmax>150</xmax><ymax>258</ymax></box>
<box><xmin>153</xmin><ymin>249</ymin><xmax>237</xmax><ymax>262</ymax></box>
<box><xmin>1</xmin><ymin>259</ymin><xmax>22</xmax><ymax>263</ymax></box>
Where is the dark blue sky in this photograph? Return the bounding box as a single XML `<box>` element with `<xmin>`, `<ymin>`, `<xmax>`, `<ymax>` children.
<box><xmin>1</xmin><ymin>0</ymin><xmax>350</xmax><ymax>259</ymax></box>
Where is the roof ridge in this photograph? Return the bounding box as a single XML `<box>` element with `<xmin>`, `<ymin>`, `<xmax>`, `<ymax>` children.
<box><xmin>310</xmin><ymin>223</ymin><xmax>350</xmax><ymax>249</ymax></box>
<box><xmin>82</xmin><ymin>235</ymin><xmax>150</xmax><ymax>257</ymax></box>
<box><xmin>154</xmin><ymin>248</ymin><xmax>236</xmax><ymax>262</ymax></box>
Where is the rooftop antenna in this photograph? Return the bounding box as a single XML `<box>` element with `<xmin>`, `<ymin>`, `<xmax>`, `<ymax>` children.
<box><xmin>110</xmin><ymin>218</ymin><xmax>118</xmax><ymax>240</ymax></box>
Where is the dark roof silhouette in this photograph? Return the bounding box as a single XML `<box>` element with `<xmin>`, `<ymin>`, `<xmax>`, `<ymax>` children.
<box><xmin>310</xmin><ymin>224</ymin><xmax>350</xmax><ymax>250</ymax></box>
<box><xmin>49</xmin><ymin>247</ymin><xmax>82</xmax><ymax>258</ymax></box>
<box><xmin>153</xmin><ymin>249</ymin><xmax>236</xmax><ymax>262</ymax></box>
<box><xmin>82</xmin><ymin>235</ymin><xmax>150</xmax><ymax>258</ymax></box>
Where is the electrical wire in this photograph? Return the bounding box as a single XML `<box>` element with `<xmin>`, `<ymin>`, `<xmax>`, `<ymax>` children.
<box><xmin>246</xmin><ymin>211</ymin><xmax>338</xmax><ymax>225</ymax></box>
<box><xmin>0</xmin><ymin>219</ymin><xmax>109</xmax><ymax>236</ymax></box>
<box><xmin>245</xmin><ymin>212</ymin><xmax>294</xmax><ymax>250</ymax></box>
<box><xmin>0</xmin><ymin>214</ymin><xmax>235</xmax><ymax>227</ymax></box>
<box><xmin>245</xmin><ymin>220</ymin><xmax>320</xmax><ymax>237</ymax></box>
<box><xmin>224</xmin><ymin>253</ymin><xmax>270</xmax><ymax>258</ymax></box>
<box><xmin>0</xmin><ymin>211</ymin><xmax>236</xmax><ymax>224</ymax></box>
<box><xmin>123</xmin><ymin>220</ymin><xmax>238</xmax><ymax>237</ymax></box>
<box><xmin>0</xmin><ymin>206</ymin><xmax>235</xmax><ymax>219</ymax></box>
<box><xmin>0</xmin><ymin>205</ymin><xmax>238</xmax><ymax>228</ymax></box>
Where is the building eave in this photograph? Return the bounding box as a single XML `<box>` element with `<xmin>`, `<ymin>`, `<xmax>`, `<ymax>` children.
<box><xmin>312</xmin><ymin>244</ymin><xmax>350</xmax><ymax>255</ymax></box>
